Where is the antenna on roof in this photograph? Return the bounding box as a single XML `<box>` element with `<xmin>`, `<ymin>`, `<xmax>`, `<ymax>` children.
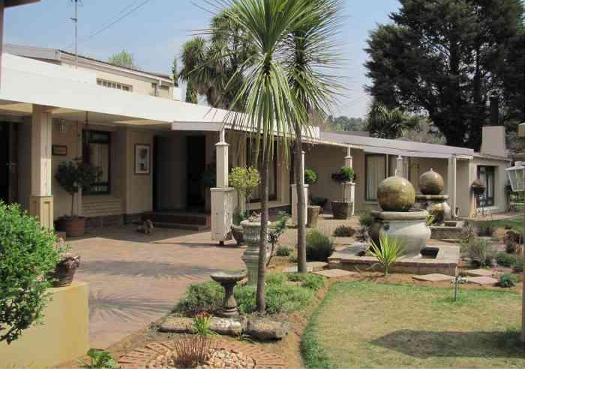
<box><xmin>70</xmin><ymin>0</ymin><xmax>81</xmax><ymax>68</ymax></box>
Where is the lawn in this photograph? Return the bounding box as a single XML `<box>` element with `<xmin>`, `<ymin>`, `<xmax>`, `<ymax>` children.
<box><xmin>303</xmin><ymin>281</ymin><xmax>524</xmax><ymax>368</ymax></box>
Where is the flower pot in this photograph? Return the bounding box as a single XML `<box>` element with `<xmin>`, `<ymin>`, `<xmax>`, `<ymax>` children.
<box><xmin>50</xmin><ymin>254</ymin><xmax>80</xmax><ymax>287</ymax></box>
<box><xmin>59</xmin><ymin>216</ymin><xmax>86</xmax><ymax>237</ymax></box>
<box><xmin>331</xmin><ymin>201</ymin><xmax>352</xmax><ymax>220</ymax></box>
<box><xmin>231</xmin><ymin>225</ymin><xmax>244</xmax><ymax>246</ymax></box>
<box><xmin>307</xmin><ymin>206</ymin><xmax>320</xmax><ymax>228</ymax></box>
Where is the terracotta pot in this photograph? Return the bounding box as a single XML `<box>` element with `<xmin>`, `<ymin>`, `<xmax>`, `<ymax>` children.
<box><xmin>307</xmin><ymin>206</ymin><xmax>320</xmax><ymax>228</ymax></box>
<box><xmin>50</xmin><ymin>254</ymin><xmax>80</xmax><ymax>287</ymax></box>
<box><xmin>231</xmin><ymin>225</ymin><xmax>244</xmax><ymax>246</ymax></box>
<box><xmin>59</xmin><ymin>216</ymin><xmax>86</xmax><ymax>237</ymax></box>
<box><xmin>331</xmin><ymin>201</ymin><xmax>352</xmax><ymax>219</ymax></box>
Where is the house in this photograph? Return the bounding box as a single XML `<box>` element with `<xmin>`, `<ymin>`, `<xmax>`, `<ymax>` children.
<box><xmin>0</xmin><ymin>43</ymin><xmax>512</xmax><ymax>244</ymax></box>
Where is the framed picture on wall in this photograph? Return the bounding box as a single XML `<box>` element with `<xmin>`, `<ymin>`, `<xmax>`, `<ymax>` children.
<box><xmin>134</xmin><ymin>144</ymin><xmax>151</xmax><ymax>175</ymax></box>
<box><xmin>52</xmin><ymin>145</ymin><xmax>68</xmax><ymax>156</ymax></box>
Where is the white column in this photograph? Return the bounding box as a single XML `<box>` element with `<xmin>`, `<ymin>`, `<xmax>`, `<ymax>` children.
<box><xmin>291</xmin><ymin>151</ymin><xmax>308</xmax><ymax>226</ymax></box>
<box><xmin>394</xmin><ymin>155</ymin><xmax>403</xmax><ymax>177</ymax></box>
<box><xmin>29</xmin><ymin>105</ymin><xmax>54</xmax><ymax>229</ymax></box>
<box><xmin>447</xmin><ymin>155</ymin><xmax>457</xmax><ymax>217</ymax></box>
<box><xmin>211</xmin><ymin>127</ymin><xmax>235</xmax><ymax>244</ymax></box>
<box><xmin>342</xmin><ymin>147</ymin><xmax>355</xmax><ymax>216</ymax></box>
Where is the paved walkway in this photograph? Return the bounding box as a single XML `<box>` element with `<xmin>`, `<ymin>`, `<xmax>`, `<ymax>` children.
<box><xmin>69</xmin><ymin>214</ymin><xmax>361</xmax><ymax>348</ymax></box>
<box><xmin>70</xmin><ymin>227</ymin><xmax>244</xmax><ymax>348</ymax></box>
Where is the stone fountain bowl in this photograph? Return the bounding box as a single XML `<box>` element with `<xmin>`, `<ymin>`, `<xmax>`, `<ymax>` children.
<box><xmin>210</xmin><ymin>271</ymin><xmax>247</xmax><ymax>285</ymax></box>
<box><xmin>371</xmin><ymin>209</ymin><xmax>431</xmax><ymax>258</ymax></box>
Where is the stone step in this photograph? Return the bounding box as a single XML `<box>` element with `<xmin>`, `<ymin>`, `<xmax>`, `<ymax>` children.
<box><xmin>142</xmin><ymin>212</ymin><xmax>208</xmax><ymax>226</ymax></box>
<box><xmin>151</xmin><ymin>222</ymin><xmax>207</xmax><ymax>231</ymax></box>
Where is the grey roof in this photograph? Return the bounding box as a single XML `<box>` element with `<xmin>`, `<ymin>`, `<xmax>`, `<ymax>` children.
<box><xmin>321</xmin><ymin>131</ymin><xmax>475</xmax><ymax>159</ymax></box>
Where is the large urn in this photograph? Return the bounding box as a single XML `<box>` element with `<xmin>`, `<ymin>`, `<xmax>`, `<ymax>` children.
<box><xmin>372</xmin><ymin>176</ymin><xmax>431</xmax><ymax>257</ymax></box>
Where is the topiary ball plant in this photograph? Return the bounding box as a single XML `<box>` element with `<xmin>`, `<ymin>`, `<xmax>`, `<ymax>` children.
<box><xmin>304</xmin><ymin>169</ymin><xmax>318</xmax><ymax>185</ymax></box>
<box><xmin>0</xmin><ymin>202</ymin><xmax>61</xmax><ymax>344</ymax></box>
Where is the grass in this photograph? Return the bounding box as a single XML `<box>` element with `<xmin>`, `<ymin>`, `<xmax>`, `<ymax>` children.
<box><xmin>302</xmin><ymin>281</ymin><xmax>524</xmax><ymax>368</ymax></box>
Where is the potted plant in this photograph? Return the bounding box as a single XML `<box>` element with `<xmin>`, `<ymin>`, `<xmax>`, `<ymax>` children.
<box><xmin>49</xmin><ymin>239</ymin><xmax>81</xmax><ymax>287</ymax></box>
<box><xmin>304</xmin><ymin>169</ymin><xmax>320</xmax><ymax>227</ymax></box>
<box><xmin>331</xmin><ymin>166</ymin><xmax>355</xmax><ymax>219</ymax></box>
<box><xmin>229</xmin><ymin>166</ymin><xmax>260</xmax><ymax>245</ymax></box>
<box><xmin>54</xmin><ymin>159</ymin><xmax>101</xmax><ymax>237</ymax></box>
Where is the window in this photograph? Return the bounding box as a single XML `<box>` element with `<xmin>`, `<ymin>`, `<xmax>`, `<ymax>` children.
<box><xmin>477</xmin><ymin>165</ymin><xmax>496</xmax><ymax>207</ymax></box>
<box><xmin>246</xmin><ymin>139</ymin><xmax>277</xmax><ymax>201</ymax></box>
<box><xmin>365</xmin><ymin>154</ymin><xmax>387</xmax><ymax>201</ymax></box>
<box><xmin>83</xmin><ymin>130</ymin><xmax>111</xmax><ymax>194</ymax></box>
<box><xmin>97</xmin><ymin>78</ymin><xmax>132</xmax><ymax>92</ymax></box>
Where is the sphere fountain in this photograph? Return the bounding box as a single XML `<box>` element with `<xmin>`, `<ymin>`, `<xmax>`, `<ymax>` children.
<box><xmin>415</xmin><ymin>168</ymin><xmax>452</xmax><ymax>221</ymax></box>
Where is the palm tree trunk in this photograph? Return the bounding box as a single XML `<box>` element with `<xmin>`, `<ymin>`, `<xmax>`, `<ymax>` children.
<box><xmin>256</xmin><ymin>154</ymin><xmax>269</xmax><ymax>313</ymax></box>
<box><xmin>294</xmin><ymin>134</ymin><xmax>307</xmax><ymax>273</ymax></box>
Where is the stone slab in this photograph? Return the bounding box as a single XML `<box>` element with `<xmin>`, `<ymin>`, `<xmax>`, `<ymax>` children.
<box><xmin>412</xmin><ymin>273</ymin><xmax>455</xmax><ymax>282</ymax></box>
<box><xmin>283</xmin><ymin>261</ymin><xmax>328</xmax><ymax>273</ymax></box>
<box><xmin>464</xmin><ymin>268</ymin><xmax>494</xmax><ymax>277</ymax></box>
<box><xmin>466</xmin><ymin>276</ymin><xmax>499</xmax><ymax>286</ymax></box>
<box><xmin>159</xmin><ymin>316</ymin><xmax>244</xmax><ymax>336</ymax></box>
<box><xmin>312</xmin><ymin>269</ymin><xmax>357</xmax><ymax>278</ymax></box>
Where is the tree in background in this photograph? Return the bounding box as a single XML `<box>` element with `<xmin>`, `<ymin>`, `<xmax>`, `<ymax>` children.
<box><xmin>323</xmin><ymin>115</ymin><xmax>366</xmax><ymax>132</ymax></box>
<box><xmin>365</xmin><ymin>0</ymin><xmax>525</xmax><ymax>148</ymax></box>
<box><xmin>107</xmin><ymin>50</ymin><xmax>135</xmax><ymax>69</ymax></box>
<box><xmin>366</xmin><ymin>103</ymin><xmax>445</xmax><ymax>144</ymax></box>
<box><xmin>179</xmin><ymin>12</ymin><xmax>255</xmax><ymax>109</ymax></box>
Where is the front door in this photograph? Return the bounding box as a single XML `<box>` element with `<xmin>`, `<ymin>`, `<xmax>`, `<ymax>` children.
<box><xmin>187</xmin><ymin>135</ymin><xmax>206</xmax><ymax>209</ymax></box>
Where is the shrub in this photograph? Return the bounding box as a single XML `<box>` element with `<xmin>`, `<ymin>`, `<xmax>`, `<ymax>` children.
<box><xmin>276</xmin><ymin>245</ymin><xmax>292</xmax><ymax>257</ymax></box>
<box><xmin>333</xmin><ymin>225</ymin><xmax>356</xmax><ymax>237</ymax></box>
<box><xmin>477</xmin><ymin>223</ymin><xmax>496</xmax><ymax>237</ymax></box>
<box><xmin>287</xmin><ymin>273</ymin><xmax>326</xmax><ymax>291</ymax></box>
<box><xmin>192</xmin><ymin>312</ymin><xmax>214</xmax><ymax>337</ymax></box>
<box><xmin>266</xmin><ymin>272</ymin><xmax>287</xmax><ymax>286</ymax></box>
<box><xmin>498</xmin><ymin>273</ymin><xmax>518</xmax><ymax>288</ymax></box>
<box><xmin>304</xmin><ymin>169</ymin><xmax>318</xmax><ymax>185</ymax></box>
<box><xmin>512</xmin><ymin>256</ymin><xmax>525</xmax><ymax>273</ymax></box>
<box><xmin>461</xmin><ymin>237</ymin><xmax>493</xmax><ymax>267</ymax></box>
<box><xmin>495</xmin><ymin>252</ymin><xmax>517</xmax><ymax>267</ymax></box>
<box><xmin>55</xmin><ymin>160</ymin><xmax>100</xmax><ymax>217</ymax></box>
<box><xmin>234</xmin><ymin>279</ymin><xmax>314</xmax><ymax>314</ymax></box>
<box><xmin>229</xmin><ymin>166</ymin><xmax>260</xmax><ymax>204</ymax></box>
<box><xmin>174</xmin><ymin>282</ymin><xmax>224</xmax><ymax>316</ymax></box>
<box><xmin>82</xmin><ymin>349</ymin><xmax>117</xmax><ymax>369</ymax></box>
<box><xmin>306</xmin><ymin>230</ymin><xmax>335</xmax><ymax>261</ymax></box>
<box><xmin>0</xmin><ymin>202</ymin><xmax>61</xmax><ymax>344</ymax></box>
<box><xmin>358</xmin><ymin>210</ymin><xmax>374</xmax><ymax>228</ymax></box>
<box><xmin>368</xmin><ymin>234</ymin><xmax>406</xmax><ymax>276</ymax></box>
<box><xmin>310</xmin><ymin>196</ymin><xmax>328</xmax><ymax>208</ymax></box>
<box><xmin>331</xmin><ymin>166</ymin><xmax>355</xmax><ymax>183</ymax></box>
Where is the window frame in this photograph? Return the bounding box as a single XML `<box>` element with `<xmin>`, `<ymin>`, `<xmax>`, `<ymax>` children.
<box><xmin>97</xmin><ymin>78</ymin><xmax>132</xmax><ymax>92</ymax></box>
<box><xmin>476</xmin><ymin>165</ymin><xmax>496</xmax><ymax>207</ymax></box>
<box><xmin>82</xmin><ymin>130</ymin><xmax>111</xmax><ymax>195</ymax></box>
<box><xmin>364</xmin><ymin>154</ymin><xmax>387</xmax><ymax>202</ymax></box>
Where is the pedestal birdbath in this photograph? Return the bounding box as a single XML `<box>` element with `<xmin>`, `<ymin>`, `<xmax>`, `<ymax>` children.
<box><xmin>210</xmin><ymin>271</ymin><xmax>247</xmax><ymax>318</ymax></box>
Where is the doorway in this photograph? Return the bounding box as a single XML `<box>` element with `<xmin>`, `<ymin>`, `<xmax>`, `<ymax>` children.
<box><xmin>186</xmin><ymin>135</ymin><xmax>206</xmax><ymax>209</ymax></box>
<box><xmin>0</xmin><ymin>122</ymin><xmax>17</xmax><ymax>204</ymax></box>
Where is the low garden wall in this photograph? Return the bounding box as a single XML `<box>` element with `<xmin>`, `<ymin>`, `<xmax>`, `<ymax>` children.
<box><xmin>0</xmin><ymin>282</ymin><xmax>89</xmax><ymax>368</ymax></box>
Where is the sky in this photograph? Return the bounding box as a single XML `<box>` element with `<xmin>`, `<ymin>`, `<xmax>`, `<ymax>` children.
<box><xmin>3</xmin><ymin>0</ymin><xmax>399</xmax><ymax>118</ymax></box>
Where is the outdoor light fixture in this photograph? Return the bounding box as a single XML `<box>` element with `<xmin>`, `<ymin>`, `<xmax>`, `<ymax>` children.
<box><xmin>506</xmin><ymin>162</ymin><xmax>525</xmax><ymax>192</ymax></box>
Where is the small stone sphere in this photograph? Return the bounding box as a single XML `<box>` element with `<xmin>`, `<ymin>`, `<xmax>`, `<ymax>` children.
<box><xmin>419</xmin><ymin>168</ymin><xmax>445</xmax><ymax>195</ymax></box>
<box><xmin>377</xmin><ymin>176</ymin><xmax>416</xmax><ymax>211</ymax></box>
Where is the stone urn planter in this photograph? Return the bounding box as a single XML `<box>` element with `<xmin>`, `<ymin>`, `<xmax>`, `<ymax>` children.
<box><xmin>331</xmin><ymin>201</ymin><xmax>352</xmax><ymax>219</ymax></box>
<box><xmin>50</xmin><ymin>253</ymin><xmax>81</xmax><ymax>287</ymax></box>
<box><xmin>307</xmin><ymin>206</ymin><xmax>320</xmax><ymax>228</ymax></box>
<box><xmin>56</xmin><ymin>216</ymin><xmax>86</xmax><ymax>238</ymax></box>
<box><xmin>373</xmin><ymin>210</ymin><xmax>431</xmax><ymax>257</ymax></box>
<box><xmin>241</xmin><ymin>219</ymin><xmax>270</xmax><ymax>286</ymax></box>
<box><xmin>231</xmin><ymin>224</ymin><xmax>244</xmax><ymax>246</ymax></box>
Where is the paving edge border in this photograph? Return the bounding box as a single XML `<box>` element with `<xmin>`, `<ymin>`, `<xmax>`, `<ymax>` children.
<box><xmin>117</xmin><ymin>339</ymin><xmax>286</xmax><ymax>369</ymax></box>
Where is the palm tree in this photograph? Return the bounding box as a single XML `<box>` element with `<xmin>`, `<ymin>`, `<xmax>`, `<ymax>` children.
<box><xmin>179</xmin><ymin>12</ymin><xmax>255</xmax><ymax>109</ymax></box>
<box><xmin>366</xmin><ymin>103</ymin><xmax>420</xmax><ymax>139</ymax></box>
<box><xmin>284</xmin><ymin>0</ymin><xmax>342</xmax><ymax>273</ymax></box>
<box><xmin>222</xmin><ymin>0</ymin><xmax>309</xmax><ymax>312</ymax></box>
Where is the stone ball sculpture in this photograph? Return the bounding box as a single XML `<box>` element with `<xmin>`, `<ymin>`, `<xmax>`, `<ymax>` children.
<box><xmin>419</xmin><ymin>168</ymin><xmax>445</xmax><ymax>195</ymax></box>
<box><xmin>377</xmin><ymin>176</ymin><xmax>416</xmax><ymax>211</ymax></box>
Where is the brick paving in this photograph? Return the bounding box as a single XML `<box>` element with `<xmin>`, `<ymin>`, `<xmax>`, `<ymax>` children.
<box><xmin>70</xmin><ymin>227</ymin><xmax>245</xmax><ymax>349</ymax></box>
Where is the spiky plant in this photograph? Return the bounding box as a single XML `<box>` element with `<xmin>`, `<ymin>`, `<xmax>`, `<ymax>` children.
<box><xmin>367</xmin><ymin>234</ymin><xmax>406</xmax><ymax>276</ymax></box>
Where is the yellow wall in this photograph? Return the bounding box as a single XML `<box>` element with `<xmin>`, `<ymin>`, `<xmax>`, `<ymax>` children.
<box><xmin>0</xmin><ymin>282</ymin><xmax>89</xmax><ymax>368</ymax></box>
<box><xmin>124</xmin><ymin>128</ymin><xmax>156</xmax><ymax>215</ymax></box>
